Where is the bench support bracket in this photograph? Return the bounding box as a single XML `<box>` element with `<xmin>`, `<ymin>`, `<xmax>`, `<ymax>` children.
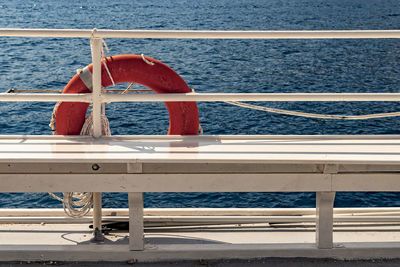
<box><xmin>129</xmin><ymin>192</ymin><xmax>144</xmax><ymax>250</ymax></box>
<box><xmin>316</xmin><ymin>191</ymin><xmax>336</xmax><ymax>249</ymax></box>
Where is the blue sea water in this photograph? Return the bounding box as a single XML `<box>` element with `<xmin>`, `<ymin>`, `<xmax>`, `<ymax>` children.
<box><xmin>1</xmin><ymin>0</ymin><xmax>400</xmax><ymax>208</ymax></box>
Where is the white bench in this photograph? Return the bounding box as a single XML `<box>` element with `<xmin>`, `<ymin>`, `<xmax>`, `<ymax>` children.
<box><xmin>1</xmin><ymin>134</ymin><xmax>400</xmax><ymax>250</ymax></box>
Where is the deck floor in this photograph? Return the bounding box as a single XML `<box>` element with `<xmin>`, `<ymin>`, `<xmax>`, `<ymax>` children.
<box><xmin>3</xmin><ymin>221</ymin><xmax>400</xmax><ymax>245</ymax></box>
<box><xmin>1</xmin><ymin>221</ymin><xmax>400</xmax><ymax>262</ymax></box>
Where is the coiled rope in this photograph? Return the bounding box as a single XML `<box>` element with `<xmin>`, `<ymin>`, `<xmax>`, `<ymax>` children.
<box><xmin>48</xmin><ymin>192</ymin><xmax>94</xmax><ymax>218</ymax></box>
<box><xmin>48</xmin><ymin>107</ymin><xmax>111</xmax><ymax>218</ymax></box>
<box><xmin>225</xmin><ymin>101</ymin><xmax>400</xmax><ymax>120</ymax></box>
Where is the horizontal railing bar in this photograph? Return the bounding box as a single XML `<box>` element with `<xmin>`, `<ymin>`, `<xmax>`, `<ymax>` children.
<box><xmin>7</xmin><ymin>89</ymin><xmax>151</xmax><ymax>93</ymax></box>
<box><xmin>1</xmin><ymin>207</ymin><xmax>400</xmax><ymax>217</ymax></box>
<box><xmin>103</xmin><ymin>93</ymin><xmax>400</xmax><ymax>102</ymax></box>
<box><xmin>0</xmin><ymin>215</ymin><xmax>399</xmax><ymax>224</ymax></box>
<box><xmin>0</xmin><ymin>28</ymin><xmax>92</xmax><ymax>38</ymax></box>
<box><xmin>0</xmin><ymin>93</ymin><xmax>91</xmax><ymax>102</ymax></box>
<box><xmin>2</xmin><ymin>93</ymin><xmax>400</xmax><ymax>102</ymax></box>
<box><xmin>1</xmin><ymin>29</ymin><xmax>400</xmax><ymax>39</ymax></box>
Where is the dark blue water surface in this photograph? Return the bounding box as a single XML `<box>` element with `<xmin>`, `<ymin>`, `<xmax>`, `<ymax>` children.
<box><xmin>1</xmin><ymin>0</ymin><xmax>400</xmax><ymax>208</ymax></box>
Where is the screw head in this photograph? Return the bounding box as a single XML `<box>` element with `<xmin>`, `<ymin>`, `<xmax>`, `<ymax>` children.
<box><xmin>92</xmin><ymin>164</ymin><xmax>100</xmax><ymax>171</ymax></box>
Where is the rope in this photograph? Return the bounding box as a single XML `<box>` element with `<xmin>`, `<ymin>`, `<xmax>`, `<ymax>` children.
<box><xmin>49</xmin><ymin>101</ymin><xmax>60</xmax><ymax>133</ymax></box>
<box><xmin>89</xmin><ymin>30</ymin><xmax>115</xmax><ymax>87</ymax></box>
<box><xmin>48</xmin><ymin>192</ymin><xmax>93</xmax><ymax>218</ymax></box>
<box><xmin>101</xmin><ymin>39</ymin><xmax>115</xmax><ymax>86</ymax></box>
<box><xmin>79</xmin><ymin>110</ymin><xmax>111</xmax><ymax>136</ymax></box>
<box><xmin>48</xmin><ymin>108</ymin><xmax>111</xmax><ymax>217</ymax></box>
<box><xmin>122</xmin><ymin>82</ymin><xmax>135</xmax><ymax>94</ymax></box>
<box><xmin>62</xmin><ymin>192</ymin><xmax>94</xmax><ymax>218</ymax></box>
<box><xmin>225</xmin><ymin>101</ymin><xmax>400</xmax><ymax>120</ymax></box>
<box><xmin>141</xmin><ymin>54</ymin><xmax>155</xmax><ymax>65</ymax></box>
<box><xmin>191</xmin><ymin>88</ymin><xmax>203</xmax><ymax>134</ymax></box>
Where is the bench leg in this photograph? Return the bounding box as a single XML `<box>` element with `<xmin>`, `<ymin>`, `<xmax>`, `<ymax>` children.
<box><xmin>129</xmin><ymin>192</ymin><xmax>144</xmax><ymax>250</ymax></box>
<box><xmin>316</xmin><ymin>192</ymin><xmax>336</xmax><ymax>249</ymax></box>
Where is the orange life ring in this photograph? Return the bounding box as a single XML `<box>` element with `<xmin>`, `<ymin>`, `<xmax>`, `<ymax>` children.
<box><xmin>55</xmin><ymin>54</ymin><xmax>199</xmax><ymax>135</ymax></box>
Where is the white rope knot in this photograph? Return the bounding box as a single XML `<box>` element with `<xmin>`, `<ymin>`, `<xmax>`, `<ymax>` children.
<box><xmin>90</xmin><ymin>28</ymin><xmax>98</xmax><ymax>39</ymax></box>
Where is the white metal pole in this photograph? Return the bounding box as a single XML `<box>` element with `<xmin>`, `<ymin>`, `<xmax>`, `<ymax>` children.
<box><xmin>90</xmin><ymin>34</ymin><xmax>103</xmax><ymax>241</ymax></box>
<box><xmin>102</xmin><ymin>92</ymin><xmax>400</xmax><ymax>102</ymax></box>
<box><xmin>1</xmin><ymin>29</ymin><xmax>400</xmax><ymax>39</ymax></box>
<box><xmin>91</xmin><ymin>36</ymin><xmax>103</xmax><ymax>138</ymax></box>
<box><xmin>2</xmin><ymin>92</ymin><xmax>400</xmax><ymax>103</ymax></box>
<box><xmin>95</xmin><ymin>29</ymin><xmax>400</xmax><ymax>39</ymax></box>
<box><xmin>92</xmin><ymin>191</ymin><xmax>103</xmax><ymax>241</ymax></box>
<box><xmin>0</xmin><ymin>93</ymin><xmax>92</xmax><ymax>102</ymax></box>
<box><xmin>3</xmin><ymin>92</ymin><xmax>400</xmax><ymax>103</ymax></box>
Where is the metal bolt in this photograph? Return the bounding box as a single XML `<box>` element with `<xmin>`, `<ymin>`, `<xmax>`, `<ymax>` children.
<box><xmin>92</xmin><ymin>164</ymin><xmax>100</xmax><ymax>171</ymax></box>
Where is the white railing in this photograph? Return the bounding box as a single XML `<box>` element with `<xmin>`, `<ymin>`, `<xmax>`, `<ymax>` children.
<box><xmin>1</xmin><ymin>28</ymin><xmax>399</xmax><ymax>241</ymax></box>
<box><xmin>1</xmin><ymin>28</ymin><xmax>400</xmax><ymax>137</ymax></box>
<box><xmin>1</xmin><ymin>28</ymin><xmax>400</xmax><ymax>39</ymax></box>
<box><xmin>1</xmin><ymin>92</ymin><xmax>400</xmax><ymax>102</ymax></box>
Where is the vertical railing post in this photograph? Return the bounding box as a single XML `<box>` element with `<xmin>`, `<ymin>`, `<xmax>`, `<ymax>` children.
<box><xmin>90</xmin><ymin>30</ymin><xmax>103</xmax><ymax>138</ymax></box>
<box><xmin>90</xmin><ymin>30</ymin><xmax>103</xmax><ymax>241</ymax></box>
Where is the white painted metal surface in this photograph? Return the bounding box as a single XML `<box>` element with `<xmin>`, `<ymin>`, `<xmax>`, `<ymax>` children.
<box><xmin>101</xmin><ymin>92</ymin><xmax>400</xmax><ymax>102</ymax></box>
<box><xmin>1</xmin><ymin>28</ymin><xmax>400</xmax><ymax>39</ymax></box>
<box><xmin>0</xmin><ymin>93</ymin><xmax>90</xmax><ymax>102</ymax></box>
<box><xmin>1</xmin><ymin>135</ymin><xmax>400</xmax><ymax>164</ymax></box>
<box><xmin>2</xmin><ymin>93</ymin><xmax>400</xmax><ymax>102</ymax></box>
<box><xmin>2</xmin><ymin>207</ymin><xmax>400</xmax><ymax>217</ymax></box>
<box><xmin>129</xmin><ymin>193</ymin><xmax>144</xmax><ymax>250</ymax></box>
<box><xmin>316</xmin><ymin>192</ymin><xmax>336</xmax><ymax>249</ymax></box>
<box><xmin>90</xmin><ymin>35</ymin><xmax>104</xmax><ymax>235</ymax></box>
<box><xmin>90</xmin><ymin>37</ymin><xmax>102</xmax><ymax>138</ymax></box>
<box><xmin>90</xmin><ymin>34</ymin><xmax>103</xmax><ymax>236</ymax></box>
